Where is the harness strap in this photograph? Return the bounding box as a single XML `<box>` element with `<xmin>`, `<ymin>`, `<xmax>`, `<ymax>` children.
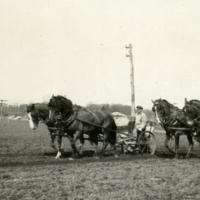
<box><xmin>91</xmin><ymin>112</ymin><xmax>101</xmax><ymax>125</ymax></box>
<box><xmin>60</xmin><ymin>110</ymin><xmax>77</xmax><ymax>128</ymax></box>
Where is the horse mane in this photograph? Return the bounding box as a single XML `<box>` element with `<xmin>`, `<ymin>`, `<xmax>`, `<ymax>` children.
<box><xmin>184</xmin><ymin>99</ymin><xmax>200</xmax><ymax>110</ymax></box>
<box><xmin>59</xmin><ymin>96</ymin><xmax>73</xmax><ymax>106</ymax></box>
<box><xmin>184</xmin><ymin>99</ymin><xmax>200</xmax><ymax>118</ymax></box>
<box><xmin>27</xmin><ymin>104</ymin><xmax>35</xmax><ymax>112</ymax></box>
<box><xmin>160</xmin><ymin>99</ymin><xmax>173</xmax><ymax>106</ymax></box>
<box><xmin>157</xmin><ymin>99</ymin><xmax>180</xmax><ymax>110</ymax></box>
<box><xmin>187</xmin><ymin>99</ymin><xmax>200</xmax><ymax>105</ymax></box>
<box><xmin>50</xmin><ymin>95</ymin><xmax>73</xmax><ymax>113</ymax></box>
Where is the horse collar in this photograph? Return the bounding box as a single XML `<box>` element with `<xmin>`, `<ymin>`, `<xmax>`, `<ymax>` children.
<box><xmin>60</xmin><ymin>110</ymin><xmax>77</xmax><ymax>126</ymax></box>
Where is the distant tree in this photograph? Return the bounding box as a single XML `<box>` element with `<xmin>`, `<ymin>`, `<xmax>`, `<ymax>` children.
<box><xmin>86</xmin><ymin>103</ymin><xmax>156</xmax><ymax>123</ymax></box>
<box><xmin>3</xmin><ymin>104</ymin><xmax>27</xmax><ymax>117</ymax></box>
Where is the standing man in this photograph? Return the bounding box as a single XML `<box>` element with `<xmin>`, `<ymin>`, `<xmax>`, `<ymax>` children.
<box><xmin>133</xmin><ymin>105</ymin><xmax>147</xmax><ymax>139</ymax></box>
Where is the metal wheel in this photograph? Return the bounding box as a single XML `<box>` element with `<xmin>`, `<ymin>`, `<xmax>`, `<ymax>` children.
<box><xmin>138</xmin><ymin>131</ymin><xmax>157</xmax><ymax>155</ymax></box>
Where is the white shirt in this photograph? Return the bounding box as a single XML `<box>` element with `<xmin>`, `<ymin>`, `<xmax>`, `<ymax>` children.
<box><xmin>135</xmin><ymin>112</ymin><xmax>147</xmax><ymax>131</ymax></box>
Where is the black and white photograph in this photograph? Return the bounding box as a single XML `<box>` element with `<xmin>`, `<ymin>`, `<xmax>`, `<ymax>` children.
<box><xmin>1</xmin><ymin>1</ymin><xmax>200</xmax><ymax>199</ymax></box>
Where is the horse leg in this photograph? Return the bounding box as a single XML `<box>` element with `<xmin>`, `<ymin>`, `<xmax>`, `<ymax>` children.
<box><xmin>89</xmin><ymin>133</ymin><xmax>99</xmax><ymax>157</ymax></box>
<box><xmin>93</xmin><ymin>140</ymin><xmax>99</xmax><ymax>157</ymax></box>
<box><xmin>55</xmin><ymin>134</ymin><xmax>62</xmax><ymax>159</ymax></box>
<box><xmin>68</xmin><ymin>135</ymin><xmax>76</xmax><ymax>159</ymax></box>
<box><xmin>164</xmin><ymin>133</ymin><xmax>175</xmax><ymax>154</ymax></box>
<box><xmin>78</xmin><ymin>135</ymin><xmax>85</xmax><ymax>157</ymax></box>
<box><xmin>174</xmin><ymin>131</ymin><xmax>180</xmax><ymax>159</ymax></box>
<box><xmin>99</xmin><ymin>131</ymin><xmax>109</xmax><ymax>157</ymax></box>
<box><xmin>185</xmin><ymin>133</ymin><xmax>194</xmax><ymax>158</ymax></box>
<box><xmin>73</xmin><ymin>130</ymin><xmax>84</xmax><ymax>157</ymax></box>
<box><xmin>111</xmin><ymin>143</ymin><xmax>117</xmax><ymax>157</ymax></box>
<box><xmin>68</xmin><ymin>131</ymin><xmax>82</xmax><ymax>159</ymax></box>
<box><xmin>50</xmin><ymin>132</ymin><xmax>56</xmax><ymax>151</ymax></box>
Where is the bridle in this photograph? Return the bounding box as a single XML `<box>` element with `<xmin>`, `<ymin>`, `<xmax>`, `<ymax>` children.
<box><xmin>153</xmin><ymin>102</ymin><xmax>179</xmax><ymax>127</ymax></box>
<box><xmin>48</xmin><ymin>105</ymin><xmax>77</xmax><ymax>129</ymax></box>
<box><xmin>32</xmin><ymin>110</ymin><xmax>48</xmax><ymax>123</ymax></box>
<box><xmin>154</xmin><ymin>103</ymin><xmax>168</xmax><ymax>123</ymax></box>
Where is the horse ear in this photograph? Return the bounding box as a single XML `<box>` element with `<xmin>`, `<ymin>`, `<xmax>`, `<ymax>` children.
<box><xmin>151</xmin><ymin>99</ymin><xmax>155</xmax><ymax>104</ymax></box>
<box><xmin>185</xmin><ymin>98</ymin><xmax>187</xmax><ymax>106</ymax></box>
<box><xmin>52</xmin><ymin>94</ymin><xmax>54</xmax><ymax>98</ymax></box>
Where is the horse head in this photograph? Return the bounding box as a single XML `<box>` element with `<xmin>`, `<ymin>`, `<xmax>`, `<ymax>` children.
<box><xmin>48</xmin><ymin>95</ymin><xmax>73</xmax><ymax>122</ymax></box>
<box><xmin>27</xmin><ymin>103</ymin><xmax>49</xmax><ymax>130</ymax></box>
<box><xmin>27</xmin><ymin>104</ymin><xmax>39</xmax><ymax>130</ymax></box>
<box><xmin>152</xmin><ymin>99</ymin><xmax>171</xmax><ymax>124</ymax></box>
<box><xmin>152</xmin><ymin>99</ymin><xmax>188</xmax><ymax>127</ymax></box>
<box><xmin>183</xmin><ymin>99</ymin><xmax>200</xmax><ymax>127</ymax></box>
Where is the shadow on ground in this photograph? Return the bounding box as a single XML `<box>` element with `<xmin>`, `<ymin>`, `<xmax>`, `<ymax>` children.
<box><xmin>1</xmin><ymin>149</ymin><xmax>200</xmax><ymax>168</ymax></box>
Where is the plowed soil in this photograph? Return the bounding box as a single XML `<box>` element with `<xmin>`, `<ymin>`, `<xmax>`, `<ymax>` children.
<box><xmin>1</xmin><ymin>119</ymin><xmax>200</xmax><ymax>200</ymax></box>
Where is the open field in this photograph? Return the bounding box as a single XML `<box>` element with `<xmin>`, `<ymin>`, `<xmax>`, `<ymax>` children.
<box><xmin>1</xmin><ymin>119</ymin><xmax>200</xmax><ymax>199</ymax></box>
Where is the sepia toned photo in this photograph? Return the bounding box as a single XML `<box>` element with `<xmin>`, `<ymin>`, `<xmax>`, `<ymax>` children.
<box><xmin>1</xmin><ymin>1</ymin><xmax>200</xmax><ymax>199</ymax></box>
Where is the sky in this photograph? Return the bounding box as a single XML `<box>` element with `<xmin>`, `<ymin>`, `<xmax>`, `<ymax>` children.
<box><xmin>1</xmin><ymin>0</ymin><xmax>200</xmax><ymax>109</ymax></box>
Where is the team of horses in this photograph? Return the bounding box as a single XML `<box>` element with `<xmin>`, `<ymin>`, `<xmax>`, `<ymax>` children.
<box><xmin>152</xmin><ymin>98</ymin><xmax>200</xmax><ymax>158</ymax></box>
<box><xmin>27</xmin><ymin>95</ymin><xmax>200</xmax><ymax>159</ymax></box>
<box><xmin>27</xmin><ymin>95</ymin><xmax>117</xmax><ymax>159</ymax></box>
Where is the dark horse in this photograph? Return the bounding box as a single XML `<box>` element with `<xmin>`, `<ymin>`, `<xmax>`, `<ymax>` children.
<box><xmin>48</xmin><ymin>95</ymin><xmax>117</xmax><ymax>158</ymax></box>
<box><xmin>152</xmin><ymin>99</ymin><xmax>194</xmax><ymax>158</ymax></box>
<box><xmin>27</xmin><ymin>103</ymin><xmax>84</xmax><ymax>159</ymax></box>
<box><xmin>183</xmin><ymin>98</ymin><xmax>200</xmax><ymax>141</ymax></box>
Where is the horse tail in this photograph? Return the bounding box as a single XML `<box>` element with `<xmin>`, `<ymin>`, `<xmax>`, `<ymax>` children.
<box><xmin>108</xmin><ymin>121</ymin><xmax>117</xmax><ymax>145</ymax></box>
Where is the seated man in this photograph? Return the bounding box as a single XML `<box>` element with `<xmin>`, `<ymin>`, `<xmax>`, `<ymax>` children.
<box><xmin>133</xmin><ymin>105</ymin><xmax>147</xmax><ymax>140</ymax></box>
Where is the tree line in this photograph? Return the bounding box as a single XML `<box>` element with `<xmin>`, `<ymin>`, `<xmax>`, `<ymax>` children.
<box><xmin>86</xmin><ymin>103</ymin><xmax>156</xmax><ymax>122</ymax></box>
<box><xmin>1</xmin><ymin>103</ymin><xmax>156</xmax><ymax>122</ymax></box>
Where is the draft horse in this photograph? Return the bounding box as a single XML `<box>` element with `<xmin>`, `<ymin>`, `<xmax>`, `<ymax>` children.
<box><xmin>48</xmin><ymin>95</ymin><xmax>117</xmax><ymax>158</ymax></box>
<box><xmin>183</xmin><ymin>98</ymin><xmax>200</xmax><ymax>141</ymax></box>
<box><xmin>27</xmin><ymin>103</ymin><xmax>84</xmax><ymax>159</ymax></box>
<box><xmin>152</xmin><ymin>99</ymin><xmax>194</xmax><ymax>158</ymax></box>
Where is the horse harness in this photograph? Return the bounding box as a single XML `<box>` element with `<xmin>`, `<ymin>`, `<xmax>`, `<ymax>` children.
<box><xmin>52</xmin><ymin>108</ymin><xmax>102</xmax><ymax>129</ymax></box>
<box><xmin>184</xmin><ymin>105</ymin><xmax>200</xmax><ymax>124</ymax></box>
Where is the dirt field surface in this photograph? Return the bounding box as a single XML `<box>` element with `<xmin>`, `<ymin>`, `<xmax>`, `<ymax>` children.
<box><xmin>1</xmin><ymin>119</ymin><xmax>200</xmax><ymax>200</ymax></box>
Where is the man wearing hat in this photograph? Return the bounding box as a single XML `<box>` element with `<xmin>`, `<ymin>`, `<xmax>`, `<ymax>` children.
<box><xmin>133</xmin><ymin>105</ymin><xmax>147</xmax><ymax>139</ymax></box>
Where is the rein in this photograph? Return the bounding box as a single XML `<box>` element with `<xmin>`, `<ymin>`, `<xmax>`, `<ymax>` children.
<box><xmin>74</xmin><ymin>117</ymin><xmax>132</xmax><ymax>136</ymax></box>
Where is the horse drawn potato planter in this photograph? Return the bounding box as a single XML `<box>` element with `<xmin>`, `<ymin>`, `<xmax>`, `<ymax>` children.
<box><xmin>116</xmin><ymin>124</ymin><xmax>156</xmax><ymax>155</ymax></box>
<box><xmin>28</xmin><ymin>95</ymin><xmax>157</xmax><ymax>159</ymax></box>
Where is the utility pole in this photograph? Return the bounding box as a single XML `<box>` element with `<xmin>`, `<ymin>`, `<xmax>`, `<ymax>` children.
<box><xmin>126</xmin><ymin>44</ymin><xmax>135</xmax><ymax>120</ymax></box>
<box><xmin>0</xmin><ymin>100</ymin><xmax>8</xmax><ymax>119</ymax></box>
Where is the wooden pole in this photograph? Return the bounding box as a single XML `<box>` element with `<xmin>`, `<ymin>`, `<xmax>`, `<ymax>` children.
<box><xmin>126</xmin><ymin>44</ymin><xmax>135</xmax><ymax>120</ymax></box>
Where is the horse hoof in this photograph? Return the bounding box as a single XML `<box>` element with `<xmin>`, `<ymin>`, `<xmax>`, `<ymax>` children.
<box><xmin>55</xmin><ymin>155</ymin><xmax>62</xmax><ymax>159</ymax></box>
<box><xmin>94</xmin><ymin>156</ymin><xmax>100</xmax><ymax>159</ymax></box>
<box><xmin>55</xmin><ymin>152</ymin><xmax>62</xmax><ymax>159</ymax></box>
<box><xmin>69</xmin><ymin>157</ymin><xmax>74</xmax><ymax>161</ymax></box>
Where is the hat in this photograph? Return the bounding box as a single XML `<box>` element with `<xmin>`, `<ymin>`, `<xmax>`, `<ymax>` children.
<box><xmin>136</xmin><ymin>105</ymin><xmax>143</xmax><ymax>110</ymax></box>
